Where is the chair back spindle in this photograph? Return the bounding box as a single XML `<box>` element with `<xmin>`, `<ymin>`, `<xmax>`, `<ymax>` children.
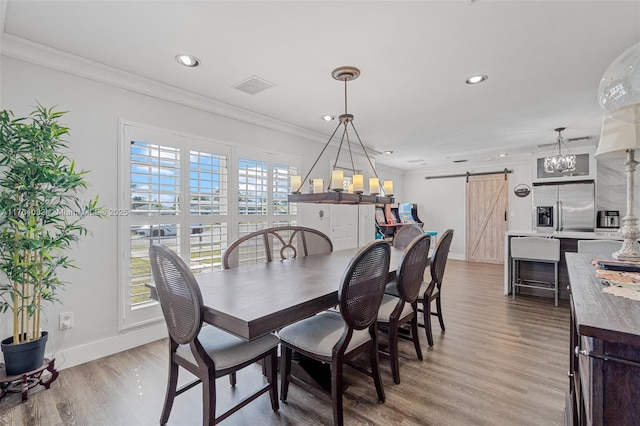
<box><xmin>224</xmin><ymin>226</ymin><xmax>332</xmax><ymax>269</ymax></box>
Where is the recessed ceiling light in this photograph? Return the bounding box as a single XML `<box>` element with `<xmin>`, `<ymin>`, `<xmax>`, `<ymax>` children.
<box><xmin>175</xmin><ymin>54</ymin><xmax>200</xmax><ymax>67</ymax></box>
<box><xmin>322</xmin><ymin>115</ymin><xmax>335</xmax><ymax>121</ymax></box>
<box><xmin>383</xmin><ymin>150</ymin><xmax>394</xmax><ymax>155</ymax></box>
<box><xmin>466</xmin><ymin>74</ymin><xmax>488</xmax><ymax>84</ymax></box>
<box><xmin>498</xmin><ymin>153</ymin><xmax>508</xmax><ymax>157</ymax></box>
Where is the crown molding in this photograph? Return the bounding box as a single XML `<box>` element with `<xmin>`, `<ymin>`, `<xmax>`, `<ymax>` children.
<box><xmin>1</xmin><ymin>33</ymin><xmax>402</xmax><ymax>171</ymax></box>
<box><xmin>0</xmin><ymin>33</ymin><xmax>330</xmax><ymax>143</ymax></box>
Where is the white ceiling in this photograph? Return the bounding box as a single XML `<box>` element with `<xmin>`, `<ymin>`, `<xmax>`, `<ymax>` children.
<box><xmin>2</xmin><ymin>1</ymin><xmax>640</xmax><ymax>171</ymax></box>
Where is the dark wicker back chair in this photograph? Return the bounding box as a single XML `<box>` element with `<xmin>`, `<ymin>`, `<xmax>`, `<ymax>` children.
<box><xmin>418</xmin><ymin>229</ymin><xmax>454</xmax><ymax>346</ymax></box>
<box><xmin>223</xmin><ymin>226</ymin><xmax>333</xmax><ymax>269</ymax></box>
<box><xmin>395</xmin><ymin>234</ymin><xmax>432</xmax><ymax>304</ymax></box>
<box><xmin>279</xmin><ymin>240</ymin><xmax>391</xmax><ymax>426</ymax></box>
<box><xmin>149</xmin><ymin>245</ymin><xmax>279</xmax><ymax>425</ymax></box>
<box><xmin>392</xmin><ymin>224</ymin><xmax>424</xmax><ymax>249</ymax></box>
<box><xmin>151</xmin><ymin>245</ymin><xmax>204</xmax><ymax>346</ymax></box>
<box><xmin>338</xmin><ymin>240</ymin><xmax>392</xmax><ymax>331</ymax></box>
<box><xmin>377</xmin><ymin>233</ymin><xmax>431</xmax><ymax>383</ymax></box>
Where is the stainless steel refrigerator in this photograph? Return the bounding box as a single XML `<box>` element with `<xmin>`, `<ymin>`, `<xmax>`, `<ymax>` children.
<box><xmin>533</xmin><ymin>181</ymin><xmax>595</xmax><ymax>232</ymax></box>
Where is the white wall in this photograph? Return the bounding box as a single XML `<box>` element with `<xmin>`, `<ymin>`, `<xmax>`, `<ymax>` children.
<box><xmin>0</xmin><ymin>37</ymin><xmax>539</xmax><ymax>369</ymax></box>
<box><xmin>402</xmin><ymin>160</ymin><xmax>533</xmax><ymax>260</ymax></box>
<box><xmin>0</xmin><ymin>51</ymin><xmax>402</xmax><ymax>368</ymax></box>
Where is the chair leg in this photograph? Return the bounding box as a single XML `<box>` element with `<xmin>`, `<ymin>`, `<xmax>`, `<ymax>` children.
<box><xmin>512</xmin><ymin>258</ymin><xmax>517</xmax><ymax>300</ymax></box>
<box><xmin>331</xmin><ymin>358</ymin><xmax>345</xmax><ymax>426</ymax></box>
<box><xmin>389</xmin><ymin>321</ymin><xmax>401</xmax><ymax>384</ymax></box>
<box><xmin>267</xmin><ymin>351</ymin><xmax>279</xmax><ymax>412</ymax></box>
<box><xmin>280</xmin><ymin>346</ymin><xmax>292</xmax><ymax>402</ymax></box>
<box><xmin>423</xmin><ymin>297</ymin><xmax>434</xmax><ymax>347</ymax></box>
<box><xmin>554</xmin><ymin>263</ymin><xmax>559</xmax><ymax>307</ymax></box>
<box><xmin>435</xmin><ymin>293</ymin><xmax>445</xmax><ymax>331</ymax></box>
<box><xmin>229</xmin><ymin>372</ymin><xmax>236</xmax><ymax>387</ymax></box>
<box><xmin>160</xmin><ymin>359</ymin><xmax>179</xmax><ymax>425</ymax></box>
<box><xmin>369</xmin><ymin>338</ymin><xmax>385</xmax><ymax>403</ymax></box>
<box><xmin>410</xmin><ymin>316</ymin><xmax>423</xmax><ymax>361</ymax></box>
<box><xmin>202</xmin><ymin>372</ymin><xmax>216</xmax><ymax>426</ymax></box>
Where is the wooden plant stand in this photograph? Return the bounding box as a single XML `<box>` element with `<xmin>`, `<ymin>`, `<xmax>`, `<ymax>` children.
<box><xmin>0</xmin><ymin>358</ymin><xmax>59</xmax><ymax>402</ymax></box>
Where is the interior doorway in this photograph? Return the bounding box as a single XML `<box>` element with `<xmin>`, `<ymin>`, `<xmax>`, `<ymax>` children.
<box><xmin>466</xmin><ymin>173</ymin><xmax>509</xmax><ymax>264</ymax></box>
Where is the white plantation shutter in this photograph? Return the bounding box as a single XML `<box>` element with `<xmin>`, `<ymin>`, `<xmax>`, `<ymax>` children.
<box><xmin>120</xmin><ymin>123</ymin><xmax>299</xmax><ymax>329</ymax></box>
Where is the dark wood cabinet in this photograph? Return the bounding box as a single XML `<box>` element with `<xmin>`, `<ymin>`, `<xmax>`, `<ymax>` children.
<box><xmin>566</xmin><ymin>253</ymin><xmax>640</xmax><ymax>425</ymax></box>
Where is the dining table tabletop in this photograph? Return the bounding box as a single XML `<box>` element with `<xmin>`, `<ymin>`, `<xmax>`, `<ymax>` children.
<box><xmin>184</xmin><ymin>244</ymin><xmax>405</xmax><ymax>341</ymax></box>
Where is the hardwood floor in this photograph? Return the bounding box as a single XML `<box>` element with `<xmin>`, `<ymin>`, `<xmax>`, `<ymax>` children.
<box><xmin>0</xmin><ymin>260</ymin><xmax>570</xmax><ymax>425</ymax></box>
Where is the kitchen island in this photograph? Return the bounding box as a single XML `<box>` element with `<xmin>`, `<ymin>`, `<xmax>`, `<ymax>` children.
<box><xmin>566</xmin><ymin>253</ymin><xmax>640</xmax><ymax>425</ymax></box>
<box><xmin>503</xmin><ymin>230</ymin><xmax>623</xmax><ymax>301</ymax></box>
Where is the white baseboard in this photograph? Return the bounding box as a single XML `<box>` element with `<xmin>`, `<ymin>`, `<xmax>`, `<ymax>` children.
<box><xmin>46</xmin><ymin>323</ymin><xmax>168</xmax><ymax>370</ymax></box>
<box><xmin>449</xmin><ymin>252</ymin><xmax>465</xmax><ymax>260</ymax></box>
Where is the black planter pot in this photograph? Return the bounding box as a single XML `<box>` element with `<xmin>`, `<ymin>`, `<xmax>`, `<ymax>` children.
<box><xmin>1</xmin><ymin>331</ymin><xmax>48</xmax><ymax>376</ymax></box>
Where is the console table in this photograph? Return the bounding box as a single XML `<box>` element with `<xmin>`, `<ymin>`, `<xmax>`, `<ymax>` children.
<box><xmin>565</xmin><ymin>253</ymin><xmax>640</xmax><ymax>425</ymax></box>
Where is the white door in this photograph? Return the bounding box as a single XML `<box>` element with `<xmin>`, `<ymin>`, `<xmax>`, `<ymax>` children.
<box><xmin>330</xmin><ymin>205</ymin><xmax>358</xmax><ymax>250</ymax></box>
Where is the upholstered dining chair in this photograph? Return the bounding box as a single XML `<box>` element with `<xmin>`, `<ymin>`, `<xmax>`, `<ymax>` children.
<box><xmin>278</xmin><ymin>240</ymin><xmax>391</xmax><ymax>426</ymax></box>
<box><xmin>223</xmin><ymin>226</ymin><xmax>332</xmax><ymax>269</ymax></box>
<box><xmin>577</xmin><ymin>239</ymin><xmax>622</xmax><ymax>258</ymax></box>
<box><xmin>149</xmin><ymin>244</ymin><xmax>279</xmax><ymax>425</ymax></box>
<box><xmin>418</xmin><ymin>229</ymin><xmax>454</xmax><ymax>346</ymax></box>
<box><xmin>377</xmin><ymin>233</ymin><xmax>431</xmax><ymax>384</ymax></box>
<box><xmin>392</xmin><ymin>224</ymin><xmax>425</xmax><ymax>249</ymax></box>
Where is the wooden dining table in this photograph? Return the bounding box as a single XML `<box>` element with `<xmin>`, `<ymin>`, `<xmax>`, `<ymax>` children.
<box><xmin>181</xmin><ymin>244</ymin><xmax>404</xmax><ymax>341</ymax></box>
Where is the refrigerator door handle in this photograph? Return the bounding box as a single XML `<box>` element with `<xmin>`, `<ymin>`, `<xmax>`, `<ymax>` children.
<box><xmin>558</xmin><ymin>200</ymin><xmax>563</xmax><ymax>231</ymax></box>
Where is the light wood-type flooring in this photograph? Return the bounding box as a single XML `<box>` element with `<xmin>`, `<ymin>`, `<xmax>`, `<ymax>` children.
<box><xmin>0</xmin><ymin>260</ymin><xmax>570</xmax><ymax>425</ymax></box>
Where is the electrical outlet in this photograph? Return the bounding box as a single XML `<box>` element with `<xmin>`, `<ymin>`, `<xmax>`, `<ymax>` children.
<box><xmin>59</xmin><ymin>312</ymin><xmax>73</xmax><ymax>330</ymax></box>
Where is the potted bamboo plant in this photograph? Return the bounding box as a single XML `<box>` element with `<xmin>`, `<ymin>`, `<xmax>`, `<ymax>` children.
<box><xmin>0</xmin><ymin>105</ymin><xmax>102</xmax><ymax>375</ymax></box>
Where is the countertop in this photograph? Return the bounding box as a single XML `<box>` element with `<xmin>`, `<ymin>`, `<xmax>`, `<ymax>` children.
<box><xmin>506</xmin><ymin>229</ymin><xmax>623</xmax><ymax>240</ymax></box>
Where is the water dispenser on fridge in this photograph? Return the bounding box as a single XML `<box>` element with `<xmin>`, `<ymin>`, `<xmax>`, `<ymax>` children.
<box><xmin>536</xmin><ymin>206</ymin><xmax>554</xmax><ymax>231</ymax></box>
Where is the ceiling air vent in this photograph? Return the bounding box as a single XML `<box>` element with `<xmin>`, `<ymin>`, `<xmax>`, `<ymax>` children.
<box><xmin>406</xmin><ymin>159</ymin><xmax>425</xmax><ymax>163</ymax></box>
<box><xmin>453</xmin><ymin>159</ymin><xmax>468</xmax><ymax>163</ymax></box>
<box><xmin>233</xmin><ymin>76</ymin><xmax>276</xmax><ymax>95</ymax></box>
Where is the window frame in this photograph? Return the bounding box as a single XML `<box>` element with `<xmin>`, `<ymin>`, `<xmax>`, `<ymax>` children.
<box><xmin>118</xmin><ymin>121</ymin><xmax>300</xmax><ymax>330</ymax></box>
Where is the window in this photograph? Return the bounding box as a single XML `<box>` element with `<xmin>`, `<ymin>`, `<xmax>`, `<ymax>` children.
<box><xmin>273</xmin><ymin>163</ymin><xmax>298</xmax><ymax>216</ymax></box>
<box><xmin>235</xmin><ymin>149</ymin><xmax>298</xmax><ymax>240</ymax></box>
<box><xmin>119</xmin><ymin>123</ymin><xmax>299</xmax><ymax>329</ymax></box>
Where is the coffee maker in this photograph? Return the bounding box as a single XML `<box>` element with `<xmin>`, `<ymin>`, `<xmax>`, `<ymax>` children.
<box><xmin>597</xmin><ymin>210</ymin><xmax>620</xmax><ymax>229</ymax></box>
